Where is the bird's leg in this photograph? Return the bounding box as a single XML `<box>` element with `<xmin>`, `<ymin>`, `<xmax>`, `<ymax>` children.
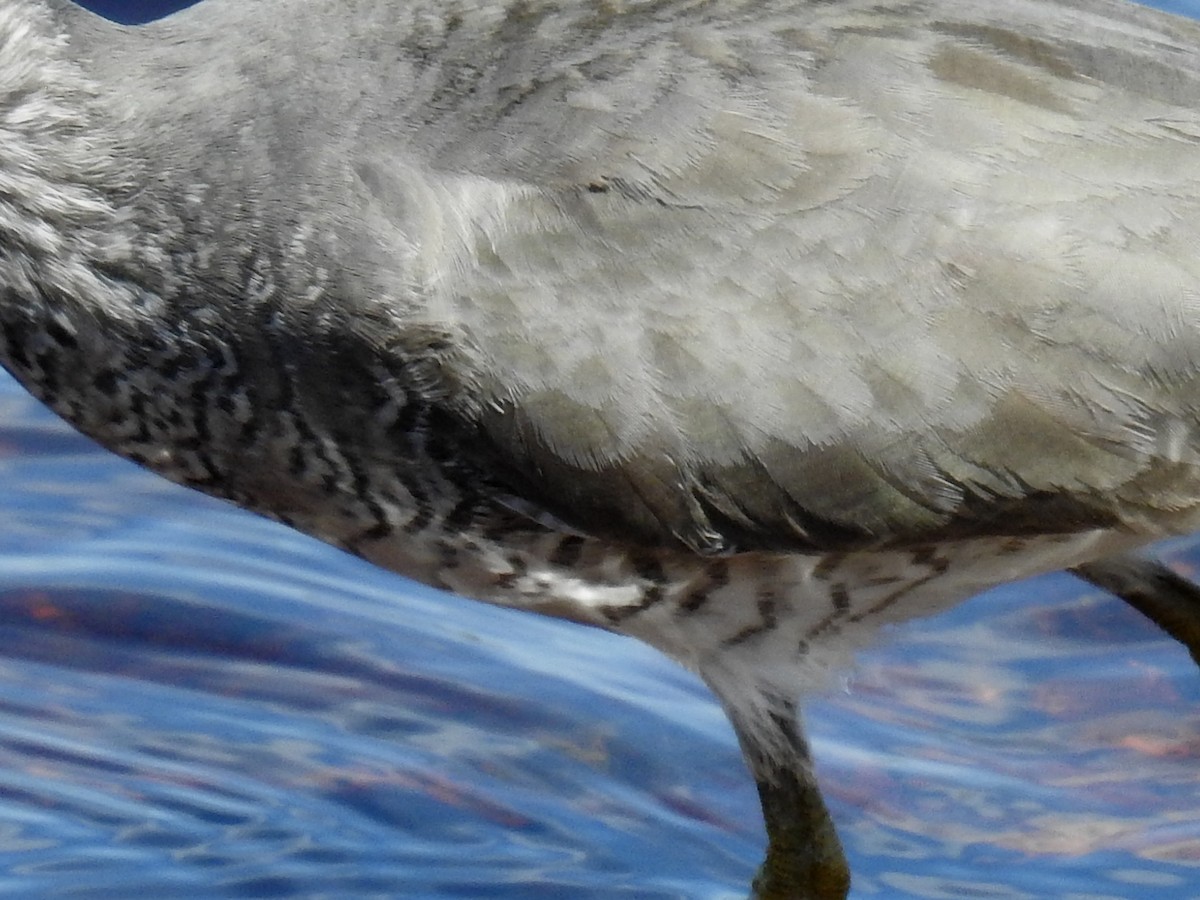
<box><xmin>1073</xmin><ymin>555</ymin><xmax>1200</xmax><ymax>668</ymax></box>
<box><xmin>726</xmin><ymin>699</ymin><xmax>851</xmax><ymax>900</ymax></box>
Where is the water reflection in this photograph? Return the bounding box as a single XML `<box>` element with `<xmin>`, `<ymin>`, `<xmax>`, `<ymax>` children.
<box><xmin>814</xmin><ymin>566</ymin><xmax>1200</xmax><ymax>898</ymax></box>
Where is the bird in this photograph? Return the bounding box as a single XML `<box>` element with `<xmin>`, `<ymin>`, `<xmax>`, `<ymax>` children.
<box><xmin>5</xmin><ymin>0</ymin><xmax>1200</xmax><ymax>895</ymax></box>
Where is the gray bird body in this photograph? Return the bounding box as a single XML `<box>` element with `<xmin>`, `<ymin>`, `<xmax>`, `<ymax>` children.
<box><xmin>4</xmin><ymin>0</ymin><xmax>1200</xmax><ymax>893</ymax></box>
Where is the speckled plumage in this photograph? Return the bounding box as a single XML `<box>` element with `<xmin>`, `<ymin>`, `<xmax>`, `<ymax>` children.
<box><xmin>5</xmin><ymin>0</ymin><xmax>1200</xmax><ymax>895</ymax></box>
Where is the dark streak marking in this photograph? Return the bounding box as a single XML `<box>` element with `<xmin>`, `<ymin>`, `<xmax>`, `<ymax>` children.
<box><xmin>549</xmin><ymin>534</ymin><xmax>587</xmax><ymax>568</ymax></box>
<box><xmin>602</xmin><ymin>583</ymin><xmax>665</xmax><ymax>625</ymax></box>
<box><xmin>722</xmin><ymin>588</ymin><xmax>779</xmax><ymax>647</ymax></box>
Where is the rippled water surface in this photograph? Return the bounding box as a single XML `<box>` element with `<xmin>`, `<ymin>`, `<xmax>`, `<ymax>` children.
<box><xmin>9</xmin><ymin>1</ymin><xmax>1200</xmax><ymax>896</ymax></box>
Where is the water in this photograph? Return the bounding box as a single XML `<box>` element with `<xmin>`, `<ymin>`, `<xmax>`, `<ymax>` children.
<box><xmin>3</xmin><ymin>1</ymin><xmax>1200</xmax><ymax>897</ymax></box>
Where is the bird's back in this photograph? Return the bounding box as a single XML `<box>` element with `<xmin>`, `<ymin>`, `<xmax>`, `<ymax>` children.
<box><xmin>320</xmin><ymin>0</ymin><xmax>1200</xmax><ymax>557</ymax></box>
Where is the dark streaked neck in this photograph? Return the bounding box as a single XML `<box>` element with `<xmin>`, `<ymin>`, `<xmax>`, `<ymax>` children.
<box><xmin>0</xmin><ymin>0</ymin><xmax>466</xmax><ymax>535</ymax></box>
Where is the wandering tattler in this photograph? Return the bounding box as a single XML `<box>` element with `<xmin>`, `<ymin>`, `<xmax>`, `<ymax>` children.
<box><xmin>5</xmin><ymin>0</ymin><xmax>1200</xmax><ymax>895</ymax></box>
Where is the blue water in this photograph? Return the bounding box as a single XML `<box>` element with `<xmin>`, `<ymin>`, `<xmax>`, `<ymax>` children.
<box><xmin>3</xmin><ymin>1</ymin><xmax>1200</xmax><ymax>897</ymax></box>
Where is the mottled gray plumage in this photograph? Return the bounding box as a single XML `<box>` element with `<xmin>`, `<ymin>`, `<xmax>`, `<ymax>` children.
<box><xmin>4</xmin><ymin>0</ymin><xmax>1200</xmax><ymax>895</ymax></box>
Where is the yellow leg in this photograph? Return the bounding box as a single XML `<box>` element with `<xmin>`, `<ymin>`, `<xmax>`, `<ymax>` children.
<box><xmin>1073</xmin><ymin>555</ymin><xmax>1200</xmax><ymax>667</ymax></box>
<box><xmin>728</xmin><ymin>705</ymin><xmax>851</xmax><ymax>900</ymax></box>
